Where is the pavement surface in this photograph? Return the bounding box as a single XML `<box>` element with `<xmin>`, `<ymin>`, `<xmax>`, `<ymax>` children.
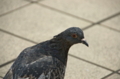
<box><xmin>0</xmin><ymin>0</ymin><xmax>120</xmax><ymax>79</ymax></box>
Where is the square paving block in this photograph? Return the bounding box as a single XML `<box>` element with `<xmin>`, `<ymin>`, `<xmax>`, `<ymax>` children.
<box><xmin>40</xmin><ymin>0</ymin><xmax>120</xmax><ymax>22</ymax></box>
<box><xmin>65</xmin><ymin>56</ymin><xmax>111</xmax><ymax>79</ymax></box>
<box><xmin>0</xmin><ymin>0</ymin><xmax>29</xmax><ymax>15</ymax></box>
<box><xmin>0</xmin><ymin>31</ymin><xmax>34</xmax><ymax>65</ymax></box>
<box><xmin>26</xmin><ymin>0</ymin><xmax>42</xmax><ymax>3</ymax></box>
<box><xmin>69</xmin><ymin>25</ymin><xmax>120</xmax><ymax>70</ymax></box>
<box><xmin>0</xmin><ymin>63</ymin><xmax>13</xmax><ymax>78</ymax></box>
<box><xmin>118</xmin><ymin>70</ymin><xmax>120</xmax><ymax>73</ymax></box>
<box><xmin>104</xmin><ymin>74</ymin><xmax>120</xmax><ymax>79</ymax></box>
<box><xmin>102</xmin><ymin>15</ymin><xmax>120</xmax><ymax>31</ymax></box>
<box><xmin>0</xmin><ymin>56</ymin><xmax>111</xmax><ymax>79</ymax></box>
<box><xmin>0</xmin><ymin>4</ymin><xmax>90</xmax><ymax>43</ymax></box>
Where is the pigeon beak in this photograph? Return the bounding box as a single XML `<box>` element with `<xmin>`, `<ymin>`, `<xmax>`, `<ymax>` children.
<box><xmin>81</xmin><ymin>38</ymin><xmax>89</xmax><ymax>47</ymax></box>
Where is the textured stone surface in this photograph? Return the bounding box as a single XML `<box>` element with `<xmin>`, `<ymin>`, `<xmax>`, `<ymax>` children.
<box><xmin>40</xmin><ymin>0</ymin><xmax>120</xmax><ymax>22</ymax></box>
<box><xmin>0</xmin><ymin>4</ymin><xmax>90</xmax><ymax>43</ymax></box>
<box><xmin>0</xmin><ymin>31</ymin><xmax>34</xmax><ymax>65</ymax></box>
<box><xmin>118</xmin><ymin>70</ymin><xmax>120</xmax><ymax>73</ymax></box>
<box><xmin>104</xmin><ymin>74</ymin><xmax>120</xmax><ymax>79</ymax></box>
<box><xmin>69</xmin><ymin>25</ymin><xmax>120</xmax><ymax>70</ymax></box>
<box><xmin>25</xmin><ymin>0</ymin><xmax>42</xmax><ymax>3</ymax></box>
<box><xmin>0</xmin><ymin>63</ymin><xmax>12</xmax><ymax>78</ymax></box>
<box><xmin>102</xmin><ymin>15</ymin><xmax>120</xmax><ymax>31</ymax></box>
<box><xmin>0</xmin><ymin>0</ymin><xmax>29</xmax><ymax>15</ymax></box>
<box><xmin>64</xmin><ymin>56</ymin><xmax>111</xmax><ymax>79</ymax></box>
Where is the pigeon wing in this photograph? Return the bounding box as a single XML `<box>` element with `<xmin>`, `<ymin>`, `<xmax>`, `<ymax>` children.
<box><xmin>4</xmin><ymin>55</ymin><xmax>54</xmax><ymax>79</ymax></box>
<box><xmin>3</xmin><ymin>46</ymin><xmax>55</xmax><ymax>79</ymax></box>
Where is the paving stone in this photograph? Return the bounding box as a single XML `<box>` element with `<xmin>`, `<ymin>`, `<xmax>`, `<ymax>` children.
<box><xmin>65</xmin><ymin>56</ymin><xmax>111</xmax><ymax>79</ymax></box>
<box><xmin>0</xmin><ymin>56</ymin><xmax>111</xmax><ymax>79</ymax></box>
<box><xmin>102</xmin><ymin>15</ymin><xmax>120</xmax><ymax>31</ymax></box>
<box><xmin>0</xmin><ymin>75</ymin><xmax>2</xmax><ymax>78</ymax></box>
<box><xmin>69</xmin><ymin>25</ymin><xmax>120</xmax><ymax>70</ymax></box>
<box><xmin>40</xmin><ymin>0</ymin><xmax>120</xmax><ymax>22</ymax></box>
<box><xmin>25</xmin><ymin>0</ymin><xmax>42</xmax><ymax>3</ymax></box>
<box><xmin>0</xmin><ymin>4</ymin><xmax>90</xmax><ymax>43</ymax></box>
<box><xmin>0</xmin><ymin>0</ymin><xmax>29</xmax><ymax>15</ymax></box>
<box><xmin>0</xmin><ymin>63</ymin><xmax>12</xmax><ymax>78</ymax></box>
<box><xmin>104</xmin><ymin>74</ymin><xmax>120</xmax><ymax>79</ymax></box>
<box><xmin>118</xmin><ymin>70</ymin><xmax>120</xmax><ymax>73</ymax></box>
<box><xmin>0</xmin><ymin>31</ymin><xmax>34</xmax><ymax>65</ymax></box>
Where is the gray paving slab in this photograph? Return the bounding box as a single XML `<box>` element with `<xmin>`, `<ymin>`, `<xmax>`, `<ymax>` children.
<box><xmin>0</xmin><ymin>63</ymin><xmax>12</xmax><ymax>78</ymax></box>
<box><xmin>104</xmin><ymin>74</ymin><xmax>120</xmax><ymax>79</ymax></box>
<box><xmin>26</xmin><ymin>0</ymin><xmax>41</xmax><ymax>2</ymax></box>
<box><xmin>118</xmin><ymin>70</ymin><xmax>120</xmax><ymax>73</ymax></box>
<box><xmin>0</xmin><ymin>56</ymin><xmax>111</xmax><ymax>79</ymax></box>
<box><xmin>0</xmin><ymin>0</ymin><xmax>29</xmax><ymax>15</ymax></box>
<box><xmin>69</xmin><ymin>25</ymin><xmax>120</xmax><ymax>70</ymax></box>
<box><xmin>65</xmin><ymin>56</ymin><xmax>111</xmax><ymax>79</ymax></box>
<box><xmin>0</xmin><ymin>4</ymin><xmax>90</xmax><ymax>43</ymax></box>
<box><xmin>0</xmin><ymin>31</ymin><xmax>34</xmax><ymax>65</ymax></box>
<box><xmin>102</xmin><ymin>15</ymin><xmax>120</xmax><ymax>31</ymax></box>
<box><xmin>40</xmin><ymin>0</ymin><xmax>120</xmax><ymax>22</ymax></box>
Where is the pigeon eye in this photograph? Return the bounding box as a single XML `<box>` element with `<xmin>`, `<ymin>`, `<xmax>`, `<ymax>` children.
<box><xmin>71</xmin><ymin>34</ymin><xmax>78</xmax><ymax>38</ymax></box>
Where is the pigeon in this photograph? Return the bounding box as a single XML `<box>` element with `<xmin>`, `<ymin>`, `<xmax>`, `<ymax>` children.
<box><xmin>3</xmin><ymin>27</ymin><xmax>88</xmax><ymax>79</ymax></box>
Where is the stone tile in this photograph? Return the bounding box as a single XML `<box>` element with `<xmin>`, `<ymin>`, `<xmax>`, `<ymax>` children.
<box><xmin>0</xmin><ymin>4</ymin><xmax>90</xmax><ymax>43</ymax></box>
<box><xmin>0</xmin><ymin>57</ymin><xmax>111</xmax><ymax>79</ymax></box>
<box><xmin>65</xmin><ymin>56</ymin><xmax>110</xmax><ymax>79</ymax></box>
<box><xmin>0</xmin><ymin>0</ymin><xmax>29</xmax><ymax>15</ymax></box>
<box><xmin>0</xmin><ymin>63</ymin><xmax>12</xmax><ymax>77</ymax></box>
<box><xmin>0</xmin><ymin>31</ymin><xmax>34</xmax><ymax>65</ymax></box>
<box><xmin>118</xmin><ymin>70</ymin><xmax>120</xmax><ymax>73</ymax></box>
<box><xmin>104</xmin><ymin>74</ymin><xmax>120</xmax><ymax>79</ymax></box>
<box><xmin>40</xmin><ymin>0</ymin><xmax>120</xmax><ymax>22</ymax></box>
<box><xmin>102</xmin><ymin>15</ymin><xmax>120</xmax><ymax>31</ymax></box>
<box><xmin>0</xmin><ymin>75</ymin><xmax>3</xmax><ymax>78</ymax></box>
<box><xmin>69</xmin><ymin>25</ymin><xmax>120</xmax><ymax>70</ymax></box>
<box><xmin>25</xmin><ymin>0</ymin><xmax>43</xmax><ymax>3</ymax></box>
<box><xmin>26</xmin><ymin>0</ymin><xmax>43</xmax><ymax>2</ymax></box>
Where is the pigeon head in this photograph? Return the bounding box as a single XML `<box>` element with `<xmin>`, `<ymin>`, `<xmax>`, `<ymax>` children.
<box><xmin>54</xmin><ymin>27</ymin><xmax>89</xmax><ymax>47</ymax></box>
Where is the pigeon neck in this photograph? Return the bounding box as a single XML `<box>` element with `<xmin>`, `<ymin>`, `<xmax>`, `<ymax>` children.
<box><xmin>52</xmin><ymin>36</ymin><xmax>72</xmax><ymax>50</ymax></box>
<box><xmin>49</xmin><ymin>37</ymin><xmax>72</xmax><ymax>65</ymax></box>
